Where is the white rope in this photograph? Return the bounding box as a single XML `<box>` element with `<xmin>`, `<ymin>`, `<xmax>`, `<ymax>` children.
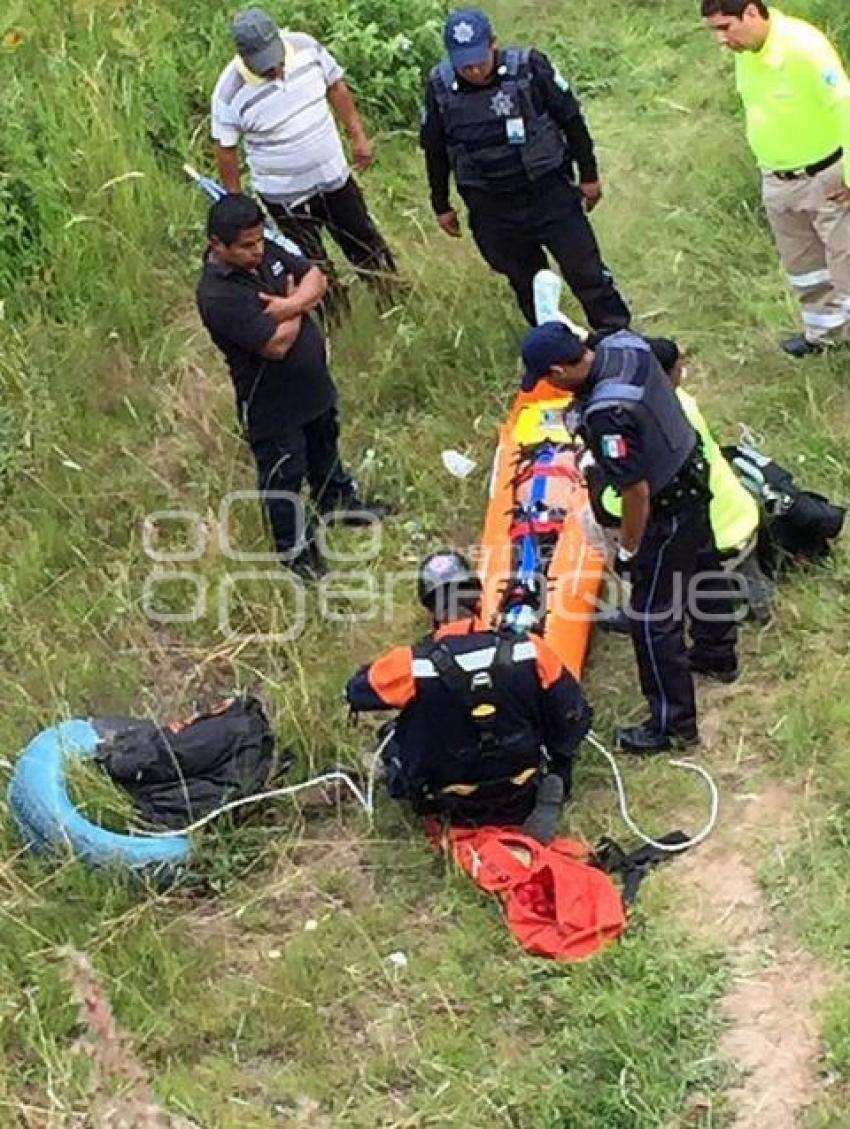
<box><xmin>586</xmin><ymin>730</ymin><xmax>719</xmax><ymax>852</ymax></box>
<box><xmin>133</xmin><ymin>734</ymin><xmax>389</xmax><ymax>839</ymax></box>
<box><xmin>131</xmin><ymin>729</ymin><xmax>718</xmax><ymax>854</ymax></box>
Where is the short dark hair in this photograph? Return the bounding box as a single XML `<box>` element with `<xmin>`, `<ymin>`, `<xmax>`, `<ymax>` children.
<box><xmin>646</xmin><ymin>336</ymin><xmax>681</xmax><ymax>375</ymax></box>
<box><xmin>207</xmin><ymin>194</ymin><xmax>264</xmax><ymax>244</ymax></box>
<box><xmin>701</xmin><ymin>0</ymin><xmax>769</xmax><ymax>17</ymax></box>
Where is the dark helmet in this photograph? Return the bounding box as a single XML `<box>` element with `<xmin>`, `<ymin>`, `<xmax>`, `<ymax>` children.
<box><xmin>417</xmin><ymin>550</ymin><xmax>482</xmax><ymax>612</ymax></box>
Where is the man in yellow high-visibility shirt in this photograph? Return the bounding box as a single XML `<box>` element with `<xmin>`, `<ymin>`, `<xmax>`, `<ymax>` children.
<box><xmin>702</xmin><ymin>0</ymin><xmax>850</xmax><ymax>357</ymax></box>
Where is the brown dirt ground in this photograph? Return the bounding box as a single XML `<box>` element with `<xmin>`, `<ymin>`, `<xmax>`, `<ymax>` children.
<box><xmin>676</xmin><ymin>782</ymin><xmax>834</xmax><ymax>1128</ymax></box>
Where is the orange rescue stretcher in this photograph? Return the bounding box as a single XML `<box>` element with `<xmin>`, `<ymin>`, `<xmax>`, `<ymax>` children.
<box><xmin>479</xmin><ymin>379</ymin><xmax>607</xmax><ymax>678</ymax></box>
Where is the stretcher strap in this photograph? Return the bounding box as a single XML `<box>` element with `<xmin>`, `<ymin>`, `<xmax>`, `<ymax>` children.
<box><xmin>509</xmin><ymin>519</ymin><xmax>564</xmax><ymax>539</ymax></box>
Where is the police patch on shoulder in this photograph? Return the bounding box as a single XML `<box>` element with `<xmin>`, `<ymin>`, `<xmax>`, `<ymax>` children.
<box><xmin>601</xmin><ymin>434</ymin><xmax>628</xmax><ymax>458</ymax></box>
<box><xmin>553</xmin><ymin>66</ymin><xmax>570</xmax><ymax>92</ymax></box>
<box><xmin>823</xmin><ymin>68</ymin><xmax>840</xmax><ymax>87</ymax></box>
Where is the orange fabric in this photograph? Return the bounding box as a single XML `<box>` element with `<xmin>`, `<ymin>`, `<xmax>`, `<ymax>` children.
<box><xmin>366</xmin><ymin>645</ymin><xmax>415</xmax><ymax>709</ymax></box>
<box><xmin>366</xmin><ymin>617</ymin><xmax>559</xmax><ymax>708</ymax></box>
<box><xmin>529</xmin><ymin>636</ymin><xmax>565</xmax><ymax>691</ymax></box>
<box><xmin>433</xmin><ymin>615</ymin><xmax>487</xmax><ymax>639</ymax></box>
<box><xmin>430</xmin><ymin>824</ymin><xmax>626</xmax><ymax>961</ymax></box>
<box><xmin>365</xmin><ymin>617</ymin><xmax>485</xmax><ymax>708</ymax></box>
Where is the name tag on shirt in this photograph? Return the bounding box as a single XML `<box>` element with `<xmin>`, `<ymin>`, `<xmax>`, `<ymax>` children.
<box><xmin>506</xmin><ymin>117</ymin><xmax>527</xmax><ymax>145</ymax></box>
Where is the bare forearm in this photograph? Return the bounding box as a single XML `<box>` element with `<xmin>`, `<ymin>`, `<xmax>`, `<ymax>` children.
<box><xmin>261</xmin><ymin>267</ymin><xmax>328</xmax><ymax>322</ymax></box>
<box><xmin>215</xmin><ymin>144</ymin><xmax>241</xmax><ymax>193</ymax></box>
<box><xmin>289</xmin><ymin>267</ymin><xmax>327</xmax><ymax>314</ymax></box>
<box><xmin>327</xmin><ymin>79</ymin><xmax>366</xmax><ymax>141</ymax></box>
<box><xmin>620</xmin><ymin>481</ymin><xmax>650</xmax><ymax>553</ymax></box>
<box><xmin>260</xmin><ymin>316</ymin><xmax>303</xmax><ymax>359</ymax></box>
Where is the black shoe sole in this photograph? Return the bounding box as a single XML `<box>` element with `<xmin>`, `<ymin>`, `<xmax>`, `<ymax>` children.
<box><xmin>615</xmin><ymin>732</ymin><xmax>699</xmax><ymax>755</ymax></box>
<box><xmin>690</xmin><ymin>666</ymin><xmax>740</xmax><ymax>685</ymax></box>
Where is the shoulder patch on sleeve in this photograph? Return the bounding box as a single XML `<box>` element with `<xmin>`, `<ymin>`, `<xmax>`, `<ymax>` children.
<box><xmin>823</xmin><ymin>67</ymin><xmax>840</xmax><ymax>87</ymax></box>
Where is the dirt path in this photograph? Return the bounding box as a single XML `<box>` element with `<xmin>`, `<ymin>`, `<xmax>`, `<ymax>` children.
<box><xmin>677</xmin><ymin>783</ymin><xmax>832</xmax><ymax>1128</ymax></box>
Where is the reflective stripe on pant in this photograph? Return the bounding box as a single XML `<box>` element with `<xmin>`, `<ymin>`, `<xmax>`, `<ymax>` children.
<box><xmin>629</xmin><ymin>503</ymin><xmax>738</xmax><ymax>739</ymax></box>
<box><xmin>762</xmin><ymin>161</ymin><xmax>850</xmax><ymax>344</ymax></box>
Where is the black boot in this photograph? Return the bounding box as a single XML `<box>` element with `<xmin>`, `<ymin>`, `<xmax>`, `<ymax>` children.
<box><xmin>615</xmin><ymin>720</ymin><xmax>699</xmax><ymax>756</ymax></box>
<box><xmin>780</xmin><ymin>334</ymin><xmax>824</xmax><ymax>359</ymax></box>
<box><xmin>596</xmin><ymin>607</ymin><xmax>631</xmax><ymax>636</ymax></box>
<box><xmin>521</xmin><ymin>774</ymin><xmax>565</xmax><ymax>844</ymax></box>
<box><xmin>688</xmin><ymin>652</ymin><xmax>740</xmax><ymax>684</ymax></box>
<box><xmin>320</xmin><ymin>497</ymin><xmax>395</xmax><ymax>526</ymax></box>
<box><xmin>287</xmin><ymin>542</ymin><xmax>327</xmax><ymax>582</ymax></box>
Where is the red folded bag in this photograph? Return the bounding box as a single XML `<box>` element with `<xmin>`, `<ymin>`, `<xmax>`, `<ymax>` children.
<box><xmin>430</xmin><ymin>824</ymin><xmax>626</xmax><ymax>961</ymax></box>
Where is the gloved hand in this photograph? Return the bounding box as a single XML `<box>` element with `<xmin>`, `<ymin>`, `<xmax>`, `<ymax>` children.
<box><xmin>521</xmin><ymin>774</ymin><xmax>566</xmax><ymax>844</ymax></box>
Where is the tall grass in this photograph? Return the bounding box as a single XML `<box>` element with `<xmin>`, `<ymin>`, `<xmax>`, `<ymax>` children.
<box><xmin>1</xmin><ymin>0</ymin><xmax>849</xmax><ymax>1124</ymax></box>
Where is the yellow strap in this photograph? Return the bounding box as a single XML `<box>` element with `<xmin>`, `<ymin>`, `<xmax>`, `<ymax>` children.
<box><xmin>440</xmin><ymin>766</ymin><xmax>538</xmax><ymax>797</ymax></box>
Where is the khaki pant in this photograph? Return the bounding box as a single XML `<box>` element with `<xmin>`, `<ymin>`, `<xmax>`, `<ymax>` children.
<box><xmin>762</xmin><ymin>159</ymin><xmax>850</xmax><ymax>344</ymax></box>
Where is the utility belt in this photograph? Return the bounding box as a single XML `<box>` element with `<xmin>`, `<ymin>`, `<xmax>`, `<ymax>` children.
<box><xmin>769</xmin><ymin>147</ymin><xmax>842</xmax><ymax>181</ymax></box>
<box><xmin>651</xmin><ymin>450</ymin><xmax>710</xmax><ymax>516</ymax></box>
<box><xmin>462</xmin><ymin>167</ymin><xmax>569</xmax><ymax>205</ymax></box>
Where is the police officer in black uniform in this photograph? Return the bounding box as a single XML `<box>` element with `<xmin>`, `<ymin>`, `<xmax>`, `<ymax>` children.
<box><xmin>420</xmin><ymin>7</ymin><xmax>631</xmax><ymax>330</ymax></box>
<box><xmin>345</xmin><ymin>550</ymin><xmax>591</xmax><ymax>839</ymax></box>
<box><xmin>520</xmin><ymin>323</ymin><xmax>740</xmax><ymax>753</ymax></box>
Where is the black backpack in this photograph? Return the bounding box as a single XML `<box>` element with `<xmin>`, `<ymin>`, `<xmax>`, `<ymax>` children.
<box><xmin>722</xmin><ymin>443</ymin><xmax>845</xmax><ymax>576</ymax></box>
<box><xmin>97</xmin><ymin>695</ymin><xmax>287</xmax><ymax>829</ymax></box>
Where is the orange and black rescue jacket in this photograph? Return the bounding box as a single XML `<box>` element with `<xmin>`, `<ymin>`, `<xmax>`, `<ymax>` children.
<box><xmin>346</xmin><ymin>618</ymin><xmax>590</xmax><ymax>805</ymax></box>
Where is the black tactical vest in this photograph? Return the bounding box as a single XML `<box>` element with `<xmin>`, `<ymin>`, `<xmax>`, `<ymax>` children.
<box><xmin>392</xmin><ymin>628</ymin><xmax>545</xmax><ymax>795</ymax></box>
<box><xmin>580</xmin><ymin>332</ymin><xmax>698</xmax><ymax>496</ymax></box>
<box><xmin>430</xmin><ymin>47</ymin><xmax>568</xmax><ymax>190</ymax></box>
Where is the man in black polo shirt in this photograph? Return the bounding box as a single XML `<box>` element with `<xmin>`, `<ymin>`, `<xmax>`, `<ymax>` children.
<box><xmin>196</xmin><ymin>194</ymin><xmax>384</xmax><ymax>576</ymax></box>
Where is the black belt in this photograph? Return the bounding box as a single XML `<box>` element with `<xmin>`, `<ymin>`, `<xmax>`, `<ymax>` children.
<box><xmin>652</xmin><ymin>452</ymin><xmax>710</xmax><ymax>515</ymax></box>
<box><xmin>771</xmin><ymin>148</ymin><xmax>842</xmax><ymax>181</ymax></box>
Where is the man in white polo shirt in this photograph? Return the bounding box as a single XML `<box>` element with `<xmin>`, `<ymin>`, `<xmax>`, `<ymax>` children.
<box><xmin>212</xmin><ymin>7</ymin><xmax>397</xmax><ymax>320</ymax></box>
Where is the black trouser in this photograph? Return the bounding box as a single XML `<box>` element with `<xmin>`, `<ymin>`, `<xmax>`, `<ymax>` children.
<box><xmin>262</xmin><ymin>177</ymin><xmax>397</xmax><ymax>322</ymax></box>
<box><xmin>383</xmin><ymin>736</ymin><xmax>543</xmax><ymax>826</ymax></box>
<box><xmin>249</xmin><ymin>407</ymin><xmax>355</xmax><ymax>560</ymax></box>
<box><xmin>466</xmin><ymin>178</ymin><xmax>630</xmax><ymax>329</ymax></box>
<box><xmin>629</xmin><ymin>502</ymin><xmax>739</xmax><ymax>739</ymax></box>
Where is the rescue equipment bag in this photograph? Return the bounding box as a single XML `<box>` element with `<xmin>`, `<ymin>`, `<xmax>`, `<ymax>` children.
<box><xmin>99</xmin><ymin>695</ymin><xmax>284</xmax><ymax>829</ymax></box>
<box><xmin>722</xmin><ymin>443</ymin><xmax>845</xmax><ymax>574</ymax></box>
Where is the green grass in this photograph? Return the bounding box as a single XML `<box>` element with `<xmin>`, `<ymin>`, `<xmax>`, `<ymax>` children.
<box><xmin>1</xmin><ymin>0</ymin><xmax>849</xmax><ymax>1125</ymax></box>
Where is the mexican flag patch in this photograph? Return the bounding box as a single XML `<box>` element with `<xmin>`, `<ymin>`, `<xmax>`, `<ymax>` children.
<box><xmin>601</xmin><ymin>434</ymin><xmax>628</xmax><ymax>459</ymax></box>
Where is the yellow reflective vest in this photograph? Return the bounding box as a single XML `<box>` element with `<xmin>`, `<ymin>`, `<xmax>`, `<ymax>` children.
<box><xmin>734</xmin><ymin>8</ymin><xmax>850</xmax><ymax>183</ymax></box>
<box><xmin>599</xmin><ymin>389</ymin><xmax>759</xmax><ymax>553</ymax></box>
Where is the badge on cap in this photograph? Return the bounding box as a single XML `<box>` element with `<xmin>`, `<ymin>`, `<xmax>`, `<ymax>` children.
<box><xmin>601</xmin><ymin>434</ymin><xmax>628</xmax><ymax>458</ymax></box>
<box><xmin>452</xmin><ymin>20</ymin><xmax>475</xmax><ymax>44</ymax></box>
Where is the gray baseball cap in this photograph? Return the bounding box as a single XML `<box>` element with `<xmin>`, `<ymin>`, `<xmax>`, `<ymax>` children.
<box><xmin>232</xmin><ymin>8</ymin><xmax>285</xmax><ymax>74</ymax></box>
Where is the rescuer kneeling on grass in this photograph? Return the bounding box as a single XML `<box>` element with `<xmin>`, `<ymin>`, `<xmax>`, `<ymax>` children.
<box><xmin>520</xmin><ymin>324</ymin><xmax>740</xmax><ymax>754</ymax></box>
<box><xmin>345</xmin><ymin>551</ymin><xmax>591</xmax><ymax>842</ymax></box>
